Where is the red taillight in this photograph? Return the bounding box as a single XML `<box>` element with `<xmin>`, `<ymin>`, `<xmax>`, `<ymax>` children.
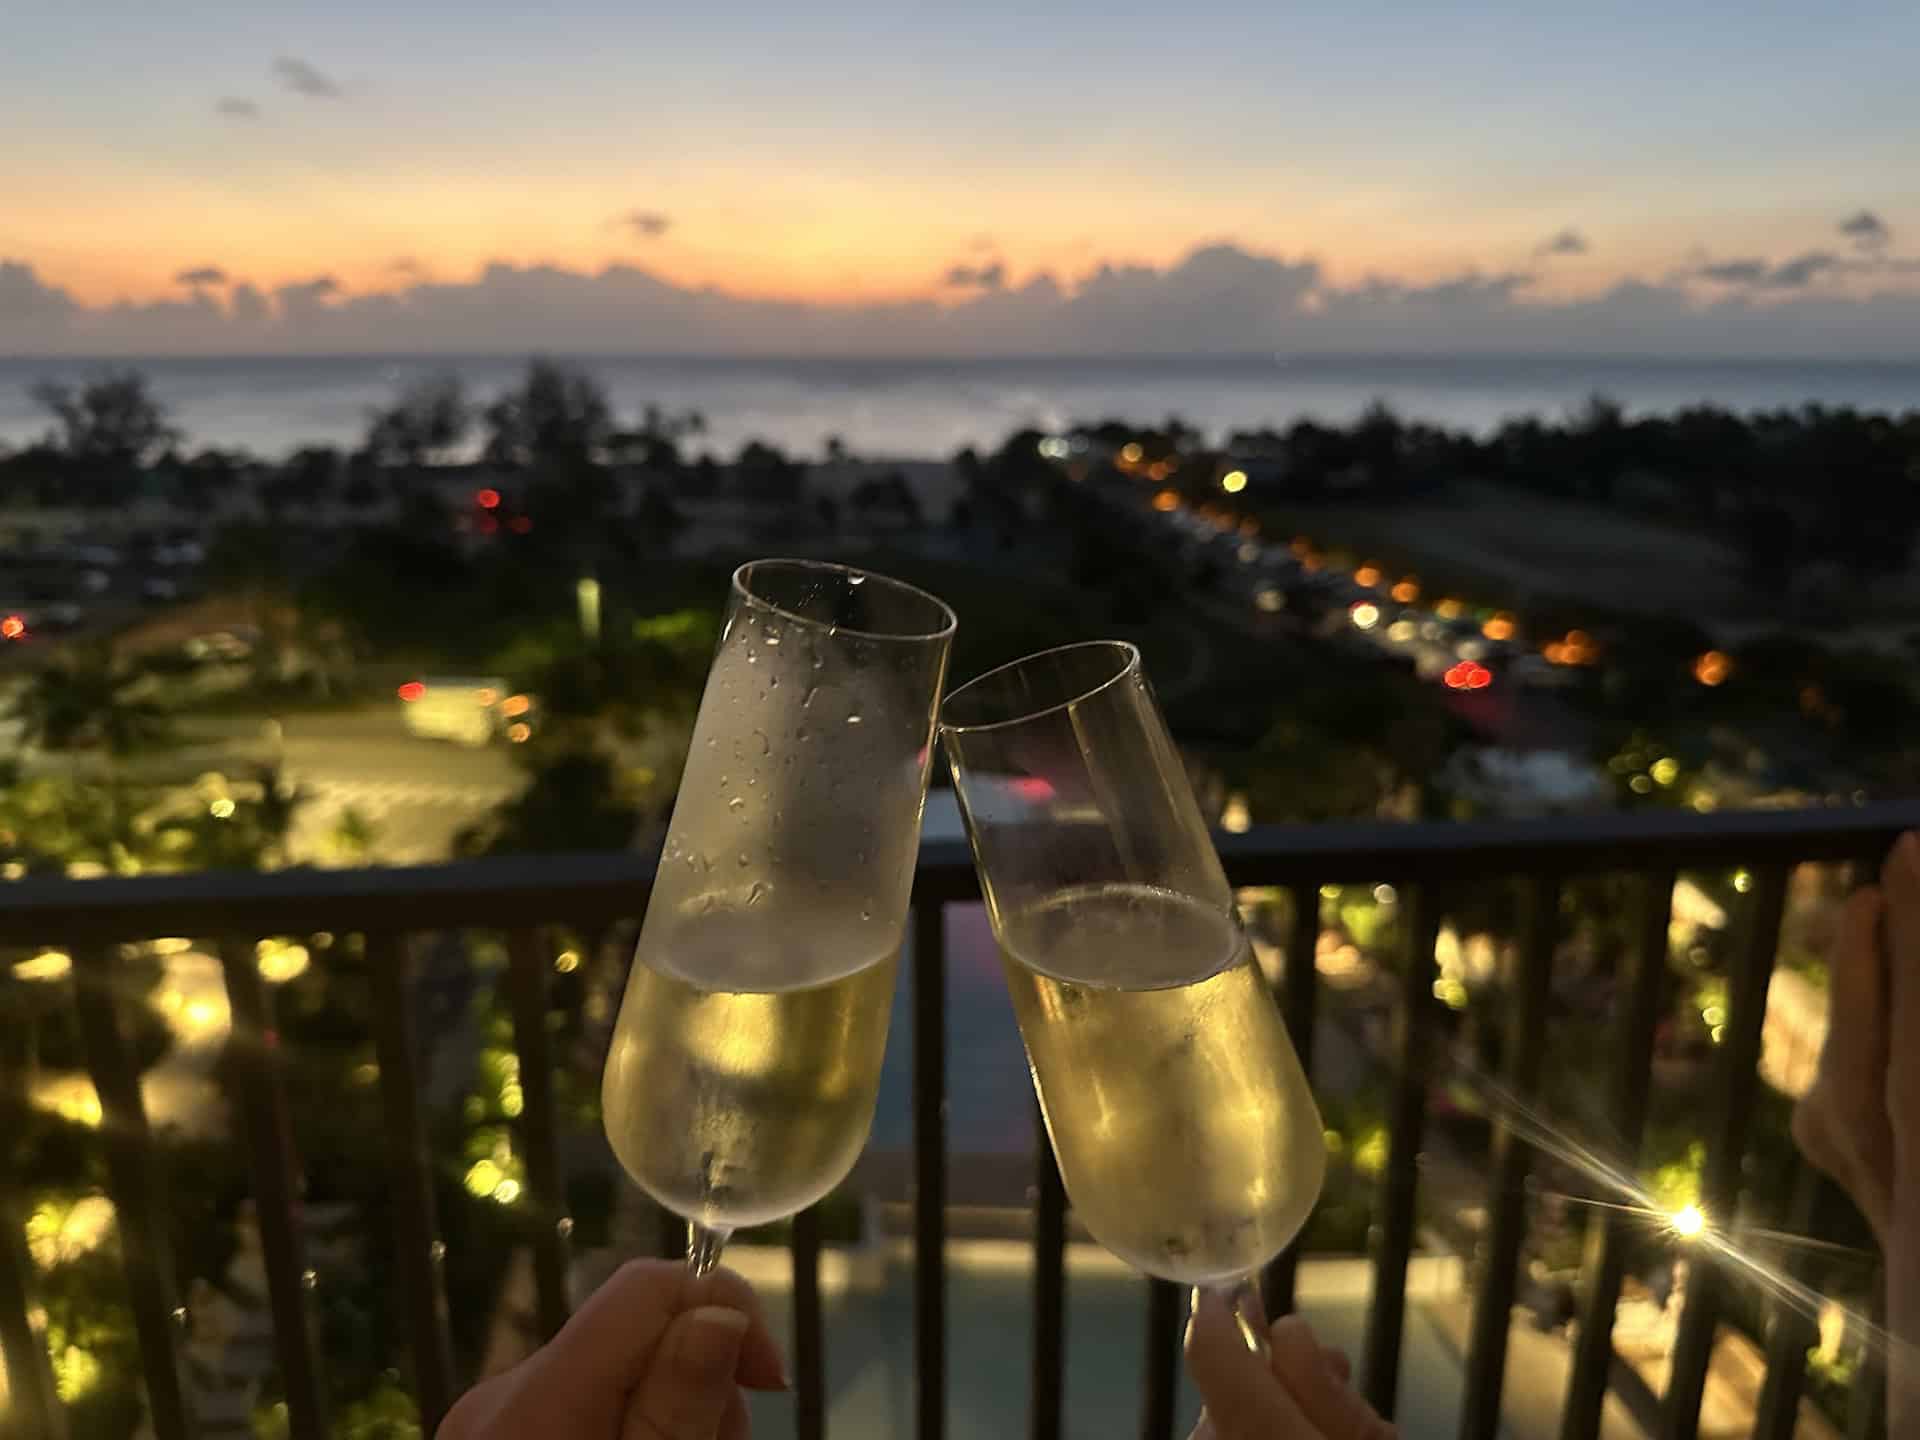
<box><xmin>476</xmin><ymin>488</ymin><xmax>501</xmax><ymax>510</ymax></box>
<box><xmin>398</xmin><ymin>681</ymin><xmax>426</xmax><ymax>702</ymax></box>
<box><xmin>1444</xmin><ymin>661</ymin><xmax>1493</xmax><ymax>691</ymax></box>
<box><xmin>509</xmin><ymin>515</ymin><xmax>532</xmax><ymax>534</ymax></box>
<box><xmin>0</xmin><ymin>615</ymin><xmax>24</xmax><ymax>640</ymax></box>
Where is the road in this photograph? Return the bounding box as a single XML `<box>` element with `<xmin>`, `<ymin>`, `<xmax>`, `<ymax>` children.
<box><xmin>22</xmin><ymin>703</ymin><xmax>524</xmax><ymax>865</ymax></box>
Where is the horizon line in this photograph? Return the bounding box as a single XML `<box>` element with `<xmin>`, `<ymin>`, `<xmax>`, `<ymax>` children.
<box><xmin>6</xmin><ymin>349</ymin><xmax>1920</xmax><ymax>369</ymax></box>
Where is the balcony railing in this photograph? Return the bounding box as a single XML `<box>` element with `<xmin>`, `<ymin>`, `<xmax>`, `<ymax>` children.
<box><xmin>2</xmin><ymin>803</ymin><xmax>1913</xmax><ymax>1440</ymax></box>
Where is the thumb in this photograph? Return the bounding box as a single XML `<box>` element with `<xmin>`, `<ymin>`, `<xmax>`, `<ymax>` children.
<box><xmin>626</xmin><ymin>1305</ymin><xmax>750</xmax><ymax>1440</ymax></box>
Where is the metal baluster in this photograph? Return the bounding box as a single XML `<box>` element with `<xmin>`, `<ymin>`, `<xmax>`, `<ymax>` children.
<box><xmin>791</xmin><ymin>1205</ymin><xmax>825</xmax><ymax>1440</ymax></box>
<box><xmin>1561</xmin><ymin>869</ymin><xmax>1675</xmax><ymax>1440</ymax></box>
<box><xmin>1752</xmin><ymin>1162</ymin><xmax>1833</xmax><ymax>1440</ymax></box>
<box><xmin>217</xmin><ymin>938</ymin><xmax>327</xmax><ymax>1440</ymax></box>
<box><xmin>504</xmin><ymin>929</ymin><xmax>570</xmax><ymax>1340</ymax></box>
<box><xmin>1459</xmin><ymin>876</ymin><xmax>1560</xmax><ymax>1440</ymax></box>
<box><xmin>364</xmin><ymin>932</ymin><xmax>455</xmax><ymax>1433</ymax></box>
<box><xmin>1360</xmin><ymin>886</ymin><xmax>1443</xmax><ymax>1418</ymax></box>
<box><xmin>0</xmin><ymin>993</ymin><xmax>65</xmax><ymax>1440</ymax></box>
<box><xmin>912</xmin><ymin>904</ymin><xmax>946</xmax><ymax>1440</ymax></box>
<box><xmin>1847</xmin><ymin>1268</ymin><xmax>1886</xmax><ymax>1440</ymax></box>
<box><xmin>1263</xmin><ymin>880</ymin><xmax>1321</xmax><ymax>1318</ymax></box>
<box><xmin>71</xmin><ymin>943</ymin><xmax>196</xmax><ymax>1440</ymax></box>
<box><xmin>1660</xmin><ymin>863</ymin><xmax>1789</xmax><ymax>1440</ymax></box>
<box><xmin>1139</xmin><ymin>1279</ymin><xmax>1182</xmax><ymax>1440</ymax></box>
<box><xmin>1030</xmin><ymin>1102</ymin><xmax>1066</xmax><ymax>1440</ymax></box>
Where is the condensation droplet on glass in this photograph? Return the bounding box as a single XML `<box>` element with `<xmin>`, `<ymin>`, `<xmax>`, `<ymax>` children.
<box><xmin>737</xmin><ymin>852</ymin><xmax>750</xmax><ymax>867</ymax></box>
<box><xmin>706</xmin><ymin>737</ymin><xmax>718</xmax><ymax>750</ymax></box>
<box><xmin>728</xmin><ymin>795</ymin><xmax>745</xmax><ymax>811</ymax></box>
<box><xmin>764</xmin><ymin>628</ymin><xmax>782</xmax><ymax>646</ymax></box>
<box><xmin>849</xmin><ymin>573</ymin><xmax>866</xmax><ymax>586</ymax></box>
<box><xmin>798</xmin><ymin>725</ymin><xmax>811</xmax><ymax>743</ymax></box>
<box><xmin>556</xmin><ymin>1217</ymin><xmax>575</xmax><ymax>1239</ymax></box>
<box><xmin>301</xmin><ymin>1268</ymin><xmax>319</xmax><ymax>1290</ymax></box>
<box><xmin>746</xmin><ymin>651</ymin><xmax>758</xmax><ymax>665</ymax></box>
<box><xmin>171</xmin><ymin>1305</ymin><xmax>189</xmax><ymax>1327</ymax></box>
<box><xmin>812</xmin><ymin>652</ymin><xmax>826</xmax><ymax>671</ymax></box>
<box><xmin>747</xmin><ymin>882</ymin><xmax>768</xmax><ymax>906</ymax></box>
<box><xmin>769</xmin><ymin>673</ymin><xmax>780</xmax><ymax>688</ymax></box>
<box><xmin>719</xmin><ymin>774</ymin><xmax>730</xmax><ymax>789</ymax></box>
<box><xmin>846</xmin><ymin>713</ymin><xmax>863</xmax><ymax>726</ymax></box>
<box><xmin>754</xmin><ymin>730</ymin><xmax>770</xmax><ymax>755</ymax></box>
<box><xmin>861</xmin><ymin>904</ymin><xmax>873</xmax><ymax>921</ymax></box>
<box><xmin>430</xmin><ymin>1241</ymin><xmax>447</xmax><ymax>1264</ymax></box>
<box><xmin>856</xmin><ymin>849</ymin><xmax>868</xmax><ymax>864</ymax></box>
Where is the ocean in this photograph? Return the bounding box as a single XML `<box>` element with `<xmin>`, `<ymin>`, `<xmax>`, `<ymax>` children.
<box><xmin>3</xmin><ymin>353</ymin><xmax>1918</xmax><ymax>463</ymax></box>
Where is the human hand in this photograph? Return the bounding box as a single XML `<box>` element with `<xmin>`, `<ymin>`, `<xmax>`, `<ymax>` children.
<box><xmin>439</xmin><ymin>1259</ymin><xmax>788</xmax><ymax>1440</ymax></box>
<box><xmin>1185</xmin><ymin>1291</ymin><xmax>1393</xmax><ymax>1439</ymax></box>
<box><xmin>1791</xmin><ymin>882</ymin><xmax>1893</xmax><ymax>1241</ymax></box>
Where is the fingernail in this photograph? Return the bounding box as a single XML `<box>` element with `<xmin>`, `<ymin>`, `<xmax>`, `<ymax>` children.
<box><xmin>685</xmin><ymin>1304</ymin><xmax>750</xmax><ymax>1369</ymax></box>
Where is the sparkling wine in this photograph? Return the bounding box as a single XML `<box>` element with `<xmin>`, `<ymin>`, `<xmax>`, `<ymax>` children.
<box><xmin>603</xmin><ymin>905</ymin><xmax>897</xmax><ymax>1230</ymax></box>
<box><xmin>999</xmin><ymin>882</ymin><xmax>1325</xmax><ymax>1284</ymax></box>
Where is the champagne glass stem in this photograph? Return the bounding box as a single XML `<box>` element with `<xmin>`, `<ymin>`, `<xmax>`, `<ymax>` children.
<box><xmin>687</xmin><ymin>1221</ymin><xmax>733</xmax><ymax>1278</ymax></box>
<box><xmin>1199</xmin><ymin>1271</ymin><xmax>1271</xmax><ymax>1357</ymax></box>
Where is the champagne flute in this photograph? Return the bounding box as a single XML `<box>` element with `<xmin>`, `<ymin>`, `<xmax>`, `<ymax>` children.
<box><xmin>603</xmin><ymin>559</ymin><xmax>955</xmax><ymax>1275</ymax></box>
<box><xmin>938</xmin><ymin>640</ymin><xmax>1323</xmax><ymax>1347</ymax></box>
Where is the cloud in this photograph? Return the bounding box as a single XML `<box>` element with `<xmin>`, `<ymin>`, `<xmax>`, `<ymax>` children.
<box><xmin>943</xmin><ymin>261</ymin><xmax>1006</xmax><ymax>290</ymax></box>
<box><xmin>966</xmin><ymin>233</ymin><xmax>997</xmax><ymax>254</ymax></box>
<box><xmin>1698</xmin><ymin>258</ymin><xmax>1768</xmax><ymax>285</ymax></box>
<box><xmin>1839</xmin><ymin>210</ymin><xmax>1892</xmax><ymax>252</ymax></box>
<box><xmin>8</xmin><ymin>241</ymin><xmax>1920</xmax><ymax>360</ymax></box>
<box><xmin>1697</xmin><ymin>251</ymin><xmax>1841</xmax><ymax>289</ymax></box>
<box><xmin>1534</xmin><ymin>228</ymin><xmax>1590</xmax><ymax>258</ymax></box>
<box><xmin>388</xmin><ymin>257</ymin><xmax>425</xmax><ymax>277</ymax></box>
<box><xmin>1769</xmin><ymin>250</ymin><xmax>1841</xmax><ymax>288</ymax></box>
<box><xmin>215</xmin><ymin>97</ymin><xmax>261</xmax><ymax>120</ymax></box>
<box><xmin>616</xmin><ymin>210</ymin><xmax>672</xmax><ymax>239</ymax></box>
<box><xmin>174</xmin><ymin>267</ymin><xmax>229</xmax><ymax>288</ymax></box>
<box><xmin>273</xmin><ymin>57</ymin><xmax>342</xmax><ymax>99</ymax></box>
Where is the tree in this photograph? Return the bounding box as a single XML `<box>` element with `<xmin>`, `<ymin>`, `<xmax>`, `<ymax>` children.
<box><xmin>454</xmin><ymin>748</ymin><xmax>642</xmax><ymax>857</ymax></box>
<box><xmin>7</xmin><ymin>649</ymin><xmax>171</xmax><ymax>757</ymax></box>
<box><xmin>30</xmin><ymin>369</ymin><xmax>180</xmax><ymax>471</ymax></box>
<box><xmin>363</xmin><ymin>373</ymin><xmax>471</xmax><ymax>469</ymax></box>
<box><xmin>608</xmin><ymin>405</ymin><xmax>706</xmax><ymax>470</ymax></box>
<box><xmin>482</xmin><ymin>361</ymin><xmax>612</xmax><ymax>473</ymax></box>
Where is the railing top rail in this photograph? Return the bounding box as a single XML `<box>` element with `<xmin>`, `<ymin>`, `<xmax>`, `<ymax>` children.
<box><xmin>1211</xmin><ymin>800</ymin><xmax>1918</xmax><ymax>886</ymax></box>
<box><xmin>1</xmin><ymin>801</ymin><xmax>1914</xmax><ymax>944</ymax></box>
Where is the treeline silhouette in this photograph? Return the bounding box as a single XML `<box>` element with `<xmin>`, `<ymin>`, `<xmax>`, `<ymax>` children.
<box><xmin>7</xmin><ymin>368</ymin><xmax>1917</xmax><ymax>597</ymax></box>
<box><xmin>1056</xmin><ymin>394</ymin><xmax>1920</xmax><ymax>596</ymax></box>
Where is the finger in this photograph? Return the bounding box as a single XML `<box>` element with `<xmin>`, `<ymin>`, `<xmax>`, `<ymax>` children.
<box><xmin>1886</xmin><ymin>835</ymin><xmax>1920</xmax><ymax>1144</ymax></box>
<box><xmin>1268</xmin><ymin>1316</ymin><xmax>1393</xmax><ymax>1440</ymax></box>
<box><xmin>1185</xmin><ymin>1290</ymin><xmax>1322</xmax><ymax>1440</ymax></box>
<box><xmin>1187</xmin><ymin>1416</ymin><xmax>1217</xmax><ymax>1440</ymax></box>
<box><xmin>1793</xmin><ymin>887</ymin><xmax>1895</xmax><ymax>1236</ymax></box>
<box><xmin>683</xmin><ymin>1268</ymin><xmax>788</xmax><ymax>1392</ymax></box>
<box><xmin>626</xmin><ymin>1305</ymin><xmax>749</xmax><ymax>1440</ymax></box>
<box><xmin>718</xmin><ymin>1386</ymin><xmax>752</xmax><ymax>1440</ymax></box>
<box><xmin>1322</xmin><ymin>1346</ymin><xmax>1352</xmax><ymax>1385</ymax></box>
<box><xmin>556</xmin><ymin>1260</ymin><xmax>787</xmax><ymax>1395</ymax></box>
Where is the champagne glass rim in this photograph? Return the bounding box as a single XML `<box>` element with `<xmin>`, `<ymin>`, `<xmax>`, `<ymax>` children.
<box><xmin>731</xmin><ymin>558</ymin><xmax>957</xmax><ymax>644</ymax></box>
<box><xmin>937</xmin><ymin>639</ymin><xmax>1140</xmax><ymax>735</ymax></box>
